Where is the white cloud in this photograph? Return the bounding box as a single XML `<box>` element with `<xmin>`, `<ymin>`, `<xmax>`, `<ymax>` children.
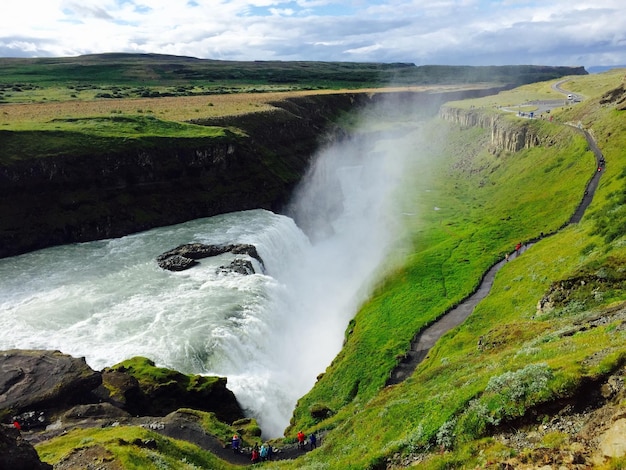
<box><xmin>0</xmin><ymin>0</ymin><xmax>625</xmax><ymax>66</ymax></box>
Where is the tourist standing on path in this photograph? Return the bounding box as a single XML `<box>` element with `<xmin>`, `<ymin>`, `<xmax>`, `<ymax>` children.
<box><xmin>310</xmin><ymin>432</ymin><xmax>317</xmax><ymax>450</ymax></box>
<box><xmin>251</xmin><ymin>444</ymin><xmax>260</xmax><ymax>463</ymax></box>
<box><xmin>231</xmin><ymin>434</ymin><xmax>240</xmax><ymax>454</ymax></box>
<box><xmin>297</xmin><ymin>431</ymin><xmax>306</xmax><ymax>450</ymax></box>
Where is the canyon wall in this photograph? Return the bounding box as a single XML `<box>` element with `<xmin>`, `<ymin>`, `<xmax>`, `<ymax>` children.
<box><xmin>439</xmin><ymin>106</ymin><xmax>541</xmax><ymax>153</ymax></box>
<box><xmin>0</xmin><ymin>88</ymin><xmax>505</xmax><ymax>258</ymax></box>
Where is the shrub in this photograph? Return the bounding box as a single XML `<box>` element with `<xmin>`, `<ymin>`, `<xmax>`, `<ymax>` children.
<box><xmin>457</xmin><ymin>399</ymin><xmax>501</xmax><ymax>441</ymax></box>
<box><xmin>484</xmin><ymin>363</ymin><xmax>553</xmax><ymax>419</ymax></box>
<box><xmin>436</xmin><ymin>418</ymin><xmax>457</xmax><ymax>450</ymax></box>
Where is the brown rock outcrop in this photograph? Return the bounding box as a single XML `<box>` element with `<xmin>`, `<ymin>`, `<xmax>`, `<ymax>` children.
<box><xmin>0</xmin><ymin>349</ymin><xmax>101</xmax><ymax>422</ymax></box>
<box><xmin>1</xmin><ymin>350</ymin><xmax>244</xmax><ymax>429</ymax></box>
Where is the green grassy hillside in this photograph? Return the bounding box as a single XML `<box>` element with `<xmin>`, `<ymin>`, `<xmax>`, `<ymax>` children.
<box><xmin>277</xmin><ymin>70</ymin><xmax>626</xmax><ymax>468</ymax></box>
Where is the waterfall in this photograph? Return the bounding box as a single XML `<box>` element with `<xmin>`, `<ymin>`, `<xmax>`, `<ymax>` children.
<box><xmin>0</xmin><ymin>100</ymin><xmax>421</xmax><ymax>438</ymax></box>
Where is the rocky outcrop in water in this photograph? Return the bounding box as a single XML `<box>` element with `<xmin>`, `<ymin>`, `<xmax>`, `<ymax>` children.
<box><xmin>157</xmin><ymin>254</ymin><xmax>199</xmax><ymax>271</ymax></box>
<box><xmin>157</xmin><ymin>242</ymin><xmax>264</xmax><ymax>272</ymax></box>
<box><xmin>218</xmin><ymin>258</ymin><xmax>256</xmax><ymax>275</ymax></box>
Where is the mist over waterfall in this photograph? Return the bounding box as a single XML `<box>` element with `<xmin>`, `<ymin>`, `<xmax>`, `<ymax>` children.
<box><xmin>248</xmin><ymin>99</ymin><xmax>419</xmax><ymax>435</ymax></box>
<box><xmin>0</xmin><ymin>96</ymin><xmax>422</xmax><ymax>438</ymax></box>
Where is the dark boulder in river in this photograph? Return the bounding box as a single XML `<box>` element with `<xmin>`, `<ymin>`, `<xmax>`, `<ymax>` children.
<box><xmin>218</xmin><ymin>258</ymin><xmax>256</xmax><ymax>275</ymax></box>
<box><xmin>157</xmin><ymin>242</ymin><xmax>264</xmax><ymax>272</ymax></box>
<box><xmin>157</xmin><ymin>254</ymin><xmax>199</xmax><ymax>271</ymax></box>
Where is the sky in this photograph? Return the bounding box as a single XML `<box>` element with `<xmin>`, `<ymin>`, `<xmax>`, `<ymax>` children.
<box><xmin>1</xmin><ymin>0</ymin><xmax>625</xmax><ymax>67</ymax></box>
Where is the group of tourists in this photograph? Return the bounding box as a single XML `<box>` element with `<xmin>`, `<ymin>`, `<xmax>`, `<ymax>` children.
<box><xmin>251</xmin><ymin>442</ymin><xmax>273</xmax><ymax>463</ymax></box>
<box><xmin>231</xmin><ymin>430</ymin><xmax>319</xmax><ymax>464</ymax></box>
<box><xmin>505</xmin><ymin>242</ymin><xmax>524</xmax><ymax>262</ymax></box>
<box><xmin>231</xmin><ymin>434</ymin><xmax>274</xmax><ymax>463</ymax></box>
<box><xmin>297</xmin><ymin>430</ymin><xmax>317</xmax><ymax>450</ymax></box>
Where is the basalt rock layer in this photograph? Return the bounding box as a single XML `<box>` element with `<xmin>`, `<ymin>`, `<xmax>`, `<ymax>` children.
<box><xmin>439</xmin><ymin>106</ymin><xmax>542</xmax><ymax>153</ymax></box>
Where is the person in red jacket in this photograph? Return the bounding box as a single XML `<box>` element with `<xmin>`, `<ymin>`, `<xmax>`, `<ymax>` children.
<box><xmin>251</xmin><ymin>444</ymin><xmax>260</xmax><ymax>463</ymax></box>
<box><xmin>297</xmin><ymin>431</ymin><xmax>306</xmax><ymax>450</ymax></box>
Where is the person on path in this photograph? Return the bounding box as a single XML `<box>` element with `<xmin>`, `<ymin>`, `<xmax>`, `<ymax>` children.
<box><xmin>297</xmin><ymin>431</ymin><xmax>306</xmax><ymax>450</ymax></box>
<box><xmin>515</xmin><ymin>242</ymin><xmax>522</xmax><ymax>256</ymax></box>
<box><xmin>310</xmin><ymin>432</ymin><xmax>317</xmax><ymax>450</ymax></box>
<box><xmin>251</xmin><ymin>444</ymin><xmax>260</xmax><ymax>463</ymax></box>
<box><xmin>232</xmin><ymin>434</ymin><xmax>240</xmax><ymax>454</ymax></box>
<box><xmin>260</xmin><ymin>443</ymin><xmax>269</xmax><ymax>461</ymax></box>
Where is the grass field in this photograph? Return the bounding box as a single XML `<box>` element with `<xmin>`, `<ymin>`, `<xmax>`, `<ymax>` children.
<box><xmin>0</xmin><ymin>85</ymin><xmax>492</xmax><ymax>128</ymax></box>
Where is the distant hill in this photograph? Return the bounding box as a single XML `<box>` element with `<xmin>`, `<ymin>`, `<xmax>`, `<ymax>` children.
<box><xmin>587</xmin><ymin>65</ymin><xmax>626</xmax><ymax>74</ymax></box>
<box><xmin>0</xmin><ymin>53</ymin><xmax>587</xmax><ymax>89</ymax></box>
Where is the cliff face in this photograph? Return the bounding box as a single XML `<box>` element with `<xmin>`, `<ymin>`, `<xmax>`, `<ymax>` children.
<box><xmin>0</xmin><ymin>87</ymin><xmax>506</xmax><ymax>259</ymax></box>
<box><xmin>439</xmin><ymin>106</ymin><xmax>540</xmax><ymax>152</ymax></box>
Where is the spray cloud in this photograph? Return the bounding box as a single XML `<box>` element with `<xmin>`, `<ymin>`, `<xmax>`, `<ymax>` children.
<box><xmin>245</xmin><ymin>92</ymin><xmax>432</xmax><ymax>435</ymax></box>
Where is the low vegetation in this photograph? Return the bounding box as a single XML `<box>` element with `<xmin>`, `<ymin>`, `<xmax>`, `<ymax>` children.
<box><xmin>35</xmin><ymin>423</ymin><xmax>239</xmax><ymax>469</ymax></box>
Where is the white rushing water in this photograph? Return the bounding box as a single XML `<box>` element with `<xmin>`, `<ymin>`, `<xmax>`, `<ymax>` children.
<box><xmin>0</xmin><ymin>107</ymin><xmax>419</xmax><ymax>437</ymax></box>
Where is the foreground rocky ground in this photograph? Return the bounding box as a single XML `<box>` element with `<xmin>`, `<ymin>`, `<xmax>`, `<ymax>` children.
<box><xmin>3</xmin><ymin>348</ymin><xmax>626</xmax><ymax>468</ymax></box>
<box><xmin>0</xmin><ymin>349</ymin><xmax>250</xmax><ymax>468</ymax></box>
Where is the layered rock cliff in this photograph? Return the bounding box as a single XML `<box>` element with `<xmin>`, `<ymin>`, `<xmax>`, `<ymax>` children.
<box><xmin>439</xmin><ymin>106</ymin><xmax>541</xmax><ymax>153</ymax></box>
<box><xmin>0</xmin><ymin>87</ymin><xmax>506</xmax><ymax>259</ymax></box>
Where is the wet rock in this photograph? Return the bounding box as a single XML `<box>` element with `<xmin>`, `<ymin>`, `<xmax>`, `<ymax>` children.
<box><xmin>218</xmin><ymin>258</ymin><xmax>256</xmax><ymax>275</ymax></box>
<box><xmin>157</xmin><ymin>243</ymin><xmax>264</xmax><ymax>272</ymax></box>
<box><xmin>157</xmin><ymin>254</ymin><xmax>199</xmax><ymax>271</ymax></box>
